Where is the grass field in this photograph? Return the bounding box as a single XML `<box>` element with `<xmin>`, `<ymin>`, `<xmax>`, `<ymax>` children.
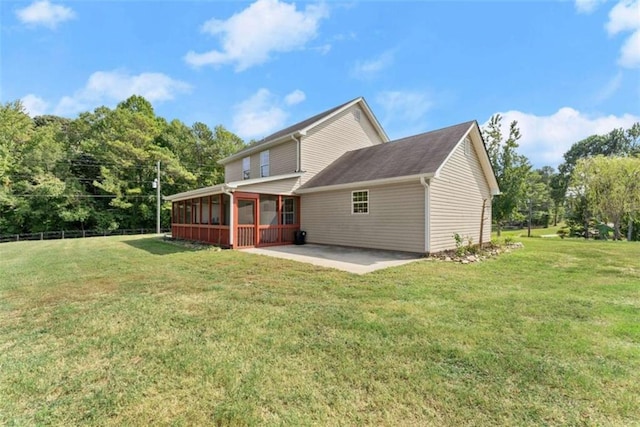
<box><xmin>1</xmin><ymin>235</ymin><xmax>639</xmax><ymax>426</ymax></box>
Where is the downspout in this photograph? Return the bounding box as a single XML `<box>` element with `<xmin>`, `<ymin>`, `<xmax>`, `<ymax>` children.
<box><xmin>420</xmin><ymin>177</ymin><xmax>431</xmax><ymax>254</ymax></box>
<box><xmin>291</xmin><ymin>134</ymin><xmax>301</xmax><ymax>172</ymax></box>
<box><xmin>222</xmin><ymin>185</ymin><xmax>234</xmax><ymax>247</ymax></box>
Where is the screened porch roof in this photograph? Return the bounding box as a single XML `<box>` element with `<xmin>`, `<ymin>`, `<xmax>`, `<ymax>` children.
<box><xmin>164</xmin><ymin>172</ymin><xmax>303</xmax><ymax>202</ymax></box>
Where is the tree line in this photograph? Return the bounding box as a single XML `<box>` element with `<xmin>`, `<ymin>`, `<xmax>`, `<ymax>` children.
<box><xmin>1</xmin><ymin>95</ymin><xmax>638</xmax><ymax>240</ymax></box>
<box><xmin>0</xmin><ymin>96</ymin><xmax>244</xmax><ymax>235</ymax></box>
<box><xmin>483</xmin><ymin>114</ymin><xmax>640</xmax><ymax>240</ymax></box>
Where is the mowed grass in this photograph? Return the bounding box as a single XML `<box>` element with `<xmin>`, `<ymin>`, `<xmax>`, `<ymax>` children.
<box><xmin>0</xmin><ymin>236</ymin><xmax>638</xmax><ymax>426</ymax></box>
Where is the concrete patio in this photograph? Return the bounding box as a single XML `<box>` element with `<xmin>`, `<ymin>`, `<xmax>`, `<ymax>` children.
<box><xmin>241</xmin><ymin>244</ymin><xmax>424</xmax><ymax>274</ymax></box>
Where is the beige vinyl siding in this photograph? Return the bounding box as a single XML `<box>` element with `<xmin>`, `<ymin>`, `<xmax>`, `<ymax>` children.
<box><xmin>236</xmin><ymin>177</ymin><xmax>300</xmax><ymax>195</ymax></box>
<box><xmin>301</xmin><ymin>182</ymin><xmax>425</xmax><ymax>253</ymax></box>
<box><xmin>429</xmin><ymin>139</ymin><xmax>492</xmax><ymax>252</ymax></box>
<box><xmin>269</xmin><ymin>140</ymin><xmax>297</xmax><ymax>176</ymax></box>
<box><xmin>300</xmin><ymin>106</ymin><xmax>384</xmax><ymax>186</ymax></box>
<box><xmin>224</xmin><ymin>140</ymin><xmax>297</xmax><ymax>182</ymax></box>
<box><xmin>225</xmin><ymin>160</ymin><xmax>242</xmax><ymax>182</ymax></box>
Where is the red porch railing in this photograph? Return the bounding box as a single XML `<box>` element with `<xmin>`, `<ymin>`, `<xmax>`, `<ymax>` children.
<box><xmin>171</xmin><ymin>225</ymin><xmax>230</xmax><ymax>246</ymax></box>
<box><xmin>257</xmin><ymin>225</ymin><xmax>298</xmax><ymax>246</ymax></box>
<box><xmin>236</xmin><ymin>225</ymin><xmax>256</xmax><ymax>248</ymax></box>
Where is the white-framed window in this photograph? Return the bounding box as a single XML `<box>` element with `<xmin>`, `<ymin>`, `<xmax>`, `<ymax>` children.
<box><xmin>352</xmin><ymin>190</ymin><xmax>369</xmax><ymax>214</ymax></box>
<box><xmin>260</xmin><ymin>150</ymin><xmax>270</xmax><ymax>177</ymax></box>
<box><xmin>281</xmin><ymin>197</ymin><xmax>297</xmax><ymax>224</ymax></box>
<box><xmin>242</xmin><ymin>156</ymin><xmax>250</xmax><ymax>180</ymax></box>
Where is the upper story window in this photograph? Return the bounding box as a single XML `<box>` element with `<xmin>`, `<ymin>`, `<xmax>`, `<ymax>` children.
<box><xmin>242</xmin><ymin>156</ymin><xmax>250</xmax><ymax>180</ymax></box>
<box><xmin>352</xmin><ymin>190</ymin><xmax>369</xmax><ymax>214</ymax></box>
<box><xmin>260</xmin><ymin>150</ymin><xmax>270</xmax><ymax>178</ymax></box>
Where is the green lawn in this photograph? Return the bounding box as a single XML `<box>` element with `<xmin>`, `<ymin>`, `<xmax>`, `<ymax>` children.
<box><xmin>1</xmin><ymin>236</ymin><xmax>638</xmax><ymax>426</ymax></box>
<box><xmin>497</xmin><ymin>224</ymin><xmax>567</xmax><ymax>239</ymax></box>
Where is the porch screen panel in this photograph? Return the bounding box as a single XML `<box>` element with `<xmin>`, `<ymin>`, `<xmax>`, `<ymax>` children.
<box><xmin>179</xmin><ymin>202</ymin><xmax>185</xmax><ymax>223</ymax></box>
<box><xmin>222</xmin><ymin>195</ymin><xmax>230</xmax><ymax>225</ymax></box>
<box><xmin>193</xmin><ymin>200</ymin><xmax>200</xmax><ymax>224</ymax></box>
<box><xmin>238</xmin><ymin>200</ymin><xmax>255</xmax><ymax>225</ymax></box>
<box><xmin>185</xmin><ymin>202</ymin><xmax>192</xmax><ymax>224</ymax></box>
<box><xmin>211</xmin><ymin>197</ymin><xmax>221</xmax><ymax>225</ymax></box>
<box><xmin>260</xmin><ymin>195</ymin><xmax>278</xmax><ymax>225</ymax></box>
<box><xmin>201</xmin><ymin>197</ymin><xmax>210</xmax><ymax>224</ymax></box>
<box><xmin>281</xmin><ymin>197</ymin><xmax>297</xmax><ymax>225</ymax></box>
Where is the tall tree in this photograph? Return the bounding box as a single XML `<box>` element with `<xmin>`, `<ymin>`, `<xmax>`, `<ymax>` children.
<box><xmin>549</xmin><ymin>172</ymin><xmax>566</xmax><ymax>226</ymax></box>
<box><xmin>559</xmin><ymin>123</ymin><xmax>640</xmax><ymax>236</ymax></box>
<box><xmin>0</xmin><ymin>96</ymin><xmax>245</xmax><ymax>235</ymax></box>
<box><xmin>520</xmin><ymin>168</ymin><xmax>552</xmax><ymax>232</ymax></box>
<box><xmin>570</xmin><ymin>156</ymin><xmax>640</xmax><ymax>240</ymax></box>
<box><xmin>483</xmin><ymin>114</ymin><xmax>531</xmax><ymax>236</ymax></box>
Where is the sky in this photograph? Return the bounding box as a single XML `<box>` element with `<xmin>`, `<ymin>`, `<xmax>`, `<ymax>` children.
<box><xmin>1</xmin><ymin>0</ymin><xmax>639</xmax><ymax>168</ymax></box>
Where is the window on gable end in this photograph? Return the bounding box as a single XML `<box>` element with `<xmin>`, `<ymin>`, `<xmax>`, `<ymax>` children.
<box><xmin>352</xmin><ymin>190</ymin><xmax>369</xmax><ymax>214</ymax></box>
<box><xmin>242</xmin><ymin>156</ymin><xmax>250</xmax><ymax>180</ymax></box>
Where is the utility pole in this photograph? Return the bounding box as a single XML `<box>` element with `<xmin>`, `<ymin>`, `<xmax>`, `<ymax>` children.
<box><xmin>152</xmin><ymin>161</ymin><xmax>161</xmax><ymax>234</ymax></box>
<box><xmin>527</xmin><ymin>198</ymin><xmax>532</xmax><ymax>238</ymax></box>
<box><xmin>156</xmin><ymin>161</ymin><xmax>161</xmax><ymax>234</ymax></box>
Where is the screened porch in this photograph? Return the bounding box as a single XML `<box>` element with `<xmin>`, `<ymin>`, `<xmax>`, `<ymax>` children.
<box><xmin>170</xmin><ymin>192</ymin><xmax>300</xmax><ymax>248</ymax></box>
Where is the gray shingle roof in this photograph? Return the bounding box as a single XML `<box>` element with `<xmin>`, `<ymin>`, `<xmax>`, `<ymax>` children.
<box><xmin>301</xmin><ymin>120</ymin><xmax>476</xmax><ymax>189</ymax></box>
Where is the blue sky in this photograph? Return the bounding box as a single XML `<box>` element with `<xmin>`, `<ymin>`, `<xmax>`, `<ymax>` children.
<box><xmin>2</xmin><ymin>0</ymin><xmax>639</xmax><ymax>167</ymax></box>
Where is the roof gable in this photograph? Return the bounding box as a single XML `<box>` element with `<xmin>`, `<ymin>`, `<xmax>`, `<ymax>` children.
<box><xmin>300</xmin><ymin>121</ymin><xmax>476</xmax><ymax>190</ymax></box>
<box><xmin>219</xmin><ymin>97</ymin><xmax>387</xmax><ymax>164</ymax></box>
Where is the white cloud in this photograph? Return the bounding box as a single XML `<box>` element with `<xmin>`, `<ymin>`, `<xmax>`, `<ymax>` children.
<box><xmin>21</xmin><ymin>94</ymin><xmax>50</xmax><ymax>117</ymax></box>
<box><xmin>16</xmin><ymin>0</ymin><xmax>75</xmax><ymax>29</ymax></box>
<box><xmin>484</xmin><ymin>108</ymin><xmax>640</xmax><ymax>167</ymax></box>
<box><xmin>315</xmin><ymin>44</ymin><xmax>332</xmax><ymax>55</ymax></box>
<box><xmin>606</xmin><ymin>0</ymin><xmax>640</xmax><ymax>68</ymax></box>
<box><xmin>376</xmin><ymin>91</ymin><xmax>433</xmax><ymax>124</ymax></box>
<box><xmin>351</xmin><ymin>50</ymin><xmax>394</xmax><ymax>79</ymax></box>
<box><xmin>184</xmin><ymin>0</ymin><xmax>329</xmax><ymax>71</ymax></box>
<box><xmin>52</xmin><ymin>70</ymin><xmax>191</xmax><ymax>116</ymax></box>
<box><xmin>595</xmin><ymin>71</ymin><xmax>623</xmax><ymax>102</ymax></box>
<box><xmin>575</xmin><ymin>0</ymin><xmax>606</xmax><ymax>13</ymax></box>
<box><xmin>606</xmin><ymin>0</ymin><xmax>640</xmax><ymax>34</ymax></box>
<box><xmin>618</xmin><ymin>29</ymin><xmax>640</xmax><ymax>67</ymax></box>
<box><xmin>232</xmin><ymin>89</ymin><xmax>288</xmax><ymax>139</ymax></box>
<box><xmin>284</xmin><ymin>89</ymin><xmax>306</xmax><ymax>106</ymax></box>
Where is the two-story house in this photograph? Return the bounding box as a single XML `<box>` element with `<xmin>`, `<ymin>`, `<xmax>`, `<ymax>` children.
<box><xmin>165</xmin><ymin>97</ymin><xmax>499</xmax><ymax>254</ymax></box>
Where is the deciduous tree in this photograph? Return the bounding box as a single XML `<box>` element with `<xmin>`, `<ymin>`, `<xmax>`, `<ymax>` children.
<box><xmin>570</xmin><ymin>156</ymin><xmax>640</xmax><ymax>240</ymax></box>
<box><xmin>483</xmin><ymin>114</ymin><xmax>531</xmax><ymax>236</ymax></box>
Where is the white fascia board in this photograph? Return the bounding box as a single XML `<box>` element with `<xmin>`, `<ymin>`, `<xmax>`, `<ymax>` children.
<box><xmin>218</xmin><ymin>134</ymin><xmax>302</xmax><ymax>165</ymax></box>
<box><xmin>295</xmin><ymin>173</ymin><xmax>434</xmax><ymax>194</ymax></box>
<box><xmin>297</xmin><ymin>97</ymin><xmax>389</xmax><ymax>143</ymax></box>
<box><xmin>470</xmin><ymin>123</ymin><xmax>500</xmax><ymax>194</ymax></box>
<box><xmin>359</xmin><ymin>99</ymin><xmax>389</xmax><ymax>142</ymax></box>
<box><xmin>164</xmin><ymin>184</ymin><xmax>227</xmax><ymax>202</ymax></box>
<box><xmin>226</xmin><ymin>172</ymin><xmax>303</xmax><ymax>189</ymax></box>
<box><xmin>433</xmin><ymin>122</ymin><xmax>475</xmax><ymax>179</ymax></box>
<box><xmin>433</xmin><ymin>122</ymin><xmax>500</xmax><ymax>195</ymax></box>
<box><xmin>219</xmin><ymin>97</ymin><xmax>389</xmax><ymax>165</ymax></box>
<box><xmin>296</xmin><ymin>98</ymin><xmax>362</xmax><ymax>137</ymax></box>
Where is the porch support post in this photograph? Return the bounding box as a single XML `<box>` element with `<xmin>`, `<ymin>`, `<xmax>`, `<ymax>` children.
<box><xmin>225</xmin><ymin>190</ymin><xmax>234</xmax><ymax>247</ymax></box>
<box><xmin>255</xmin><ymin>195</ymin><xmax>260</xmax><ymax>247</ymax></box>
<box><xmin>277</xmin><ymin>195</ymin><xmax>282</xmax><ymax>243</ymax></box>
